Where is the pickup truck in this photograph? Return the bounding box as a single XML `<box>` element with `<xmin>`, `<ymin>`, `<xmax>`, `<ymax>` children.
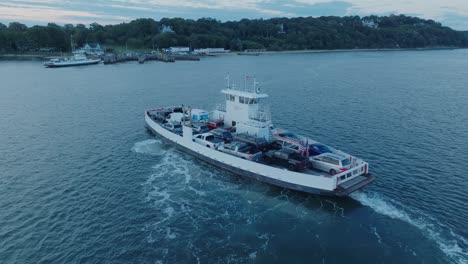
<box><xmin>193</xmin><ymin>132</ymin><xmax>225</xmax><ymax>149</ymax></box>
<box><xmin>263</xmin><ymin>149</ymin><xmax>309</xmax><ymax>171</ymax></box>
<box><xmin>219</xmin><ymin>141</ymin><xmax>262</xmax><ymax>161</ymax></box>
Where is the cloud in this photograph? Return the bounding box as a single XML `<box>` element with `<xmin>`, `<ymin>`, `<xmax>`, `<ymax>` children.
<box><xmin>109</xmin><ymin>0</ymin><xmax>295</xmax><ymax>16</ymax></box>
<box><xmin>295</xmin><ymin>0</ymin><xmax>468</xmax><ymax>29</ymax></box>
<box><xmin>0</xmin><ymin>2</ymin><xmax>130</xmax><ymax>24</ymax></box>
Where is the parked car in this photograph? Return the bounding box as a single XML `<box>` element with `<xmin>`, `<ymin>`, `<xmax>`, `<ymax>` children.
<box><xmin>263</xmin><ymin>149</ymin><xmax>309</xmax><ymax>171</ymax></box>
<box><xmin>154</xmin><ymin>109</ymin><xmax>171</xmax><ymax>122</ymax></box>
<box><xmin>309</xmin><ymin>153</ymin><xmax>351</xmax><ymax>175</ymax></box>
<box><xmin>219</xmin><ymin>141</ymin><xmax>262</xmax><ymax>161</ymax></box>
<box><xmin>207</xmin><ymin>120</ymin><xmax>224</xmax><ymax>130</ymax></box>
<box><xmin>235</xmin><ymin>133</ymin><xmax>269</xmax><ymax>151</ymax></box>
<box><xmin>192</xmin><ymin>122</ymin><xmax>209</xmax><ymax>134</ymax></box>
<box><xmin>210</xmin><ymin>128</ymin><xmax>233</xmax><ymax>143</ymax></box>
<box><xmin>163</xmin><ymin>122</ymin><xmax>182</xmax><ymax>134</ymax></box>
<box><xmin>193</xmin><ymin>132</ymin><xmax>225</xmax><ymax>149</ymax></box>
<box><xmin>308</xmin><ymin>143</ymin><xmax>333</xmax><ymax>156</ymax></box>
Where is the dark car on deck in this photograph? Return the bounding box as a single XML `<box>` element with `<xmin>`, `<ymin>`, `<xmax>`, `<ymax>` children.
<box><xmin>263</xmin><ymin>149</ymin><xmax>309</xmax><ymax>171</ymax></box>
<box><xmin>210</xmin><ymin>128</ymin><xmax>233</xmax><ymax>143</ymax></box>
<box><xmin>308</xmin><ymin>143</ymin><xmax>333</xmax><ymax>156</ymax></box>
<box><xmin>235</xmin><ymin>133</ymin><xmax>269</xmax><ymax>151</ymax></box>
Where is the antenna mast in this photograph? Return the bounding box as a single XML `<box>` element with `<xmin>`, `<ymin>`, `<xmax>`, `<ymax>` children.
<box><xmin>225</xmin><ymin>73</ymin><xmax>230</xmax><ymax>89</ymax></box>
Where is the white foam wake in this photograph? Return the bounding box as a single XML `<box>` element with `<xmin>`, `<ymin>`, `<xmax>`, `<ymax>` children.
<box><xmin>132</xmin><ymin>139</ymin><xmax>168</xmax><ymax>156</ymax></box>
<box><xmin>351</xmin><ymin>191</ymin><xmax>467</xmax><ymax>264</ymax></box>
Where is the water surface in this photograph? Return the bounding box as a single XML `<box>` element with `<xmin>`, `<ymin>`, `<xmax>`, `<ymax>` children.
<box><xmin>1</xmin><ymin>50</ymin><xmax>467</xmax><ymax>263</ymax></box>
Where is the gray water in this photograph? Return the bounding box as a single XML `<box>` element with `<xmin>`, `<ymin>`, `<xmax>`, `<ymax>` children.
<box><xmin>1</xmin><ymin>49</ymin><xmax>467</xmax><ymax>263</ymax></box>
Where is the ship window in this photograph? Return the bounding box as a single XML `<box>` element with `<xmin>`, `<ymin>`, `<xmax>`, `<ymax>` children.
<box><xmin>225</xmin><ymin>94</ymin><xmax>229</xmax><ymax>100</ymax></box>
<box><xmin>239</xmin><ymin>96</ymin><xmax>245</xmax><ymax>104</ymax></box>
<box><xmin>229</xmin><ymin>95</ymin><xmax>235</xmax><ymax>101</ymax></box>
<box><xmin>232</xmin><ymin>121</ymin><xmax>236</xmax><ymax>127</ymax></box>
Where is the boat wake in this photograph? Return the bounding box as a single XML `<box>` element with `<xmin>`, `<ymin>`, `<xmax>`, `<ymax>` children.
<box><xmin>351</xmin><ymin>191</ymin><xmax>468</xmax><ymax>264</ymax></box>
<box><xmin>131</xmin><ymin>139</ymin><xmax>169</xmax><ymax>156</ymax></box>
<box><xmin>140</xmin><ymin>150</ymin><xmax>275</xmax><ymax>262</ymax></box>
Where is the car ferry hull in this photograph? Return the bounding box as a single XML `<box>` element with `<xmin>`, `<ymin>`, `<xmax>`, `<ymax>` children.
<box><xmin>145</xmin><ymin>113</ymin><xmax>375</xmax><ymax>196</ymax></box>
<box><xmin>44</xmin><ymin>59</ymin><xmax>101</xmax><ymax>68</ymax></box>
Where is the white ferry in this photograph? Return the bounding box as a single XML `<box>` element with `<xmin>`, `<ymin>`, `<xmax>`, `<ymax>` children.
<box><xmin>44</xmin><ymin>35</ymin><xmax>101</xmax><ymax>68</ymax></box>
<box><xmin>44</xmin><ymin>52</ymin><xmax>101</xmax><ymax>68</ymax></box>
<box><xmin>145</xmin><ymin>76</ymin><xmax>375</xmax><ymax>196</ymax></box>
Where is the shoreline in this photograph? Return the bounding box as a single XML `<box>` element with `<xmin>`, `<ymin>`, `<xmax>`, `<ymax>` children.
<box><xmin>0</xmin><ymin>54</ymin><xmax>65</xmax><ymax>60</ymax></box>
<box><xmin>229</xmin><ymin>46</ymin><xmax>464</xmax><ymax>56</ymax></box>
<box><xmin>0</xmin><ymin>47</ymin><xmax>465</xmax><ymax>61</ymax></box>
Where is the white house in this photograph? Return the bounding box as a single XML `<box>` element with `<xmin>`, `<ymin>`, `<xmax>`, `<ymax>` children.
<box><xmin>161</xmin><ymin>25</ymin><xmax>175</xmax><ymax>33</ymax></box>
<box><xmin>80</xmin><ymin>43</ymin><xmax>104</xmax><ymax>55</ymax></box>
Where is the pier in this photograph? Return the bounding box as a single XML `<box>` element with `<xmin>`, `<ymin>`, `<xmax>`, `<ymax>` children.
<box><xmin>103</xmin><ymin>52</ymin><xmax>176</xmax><ymax>64</ymax></box>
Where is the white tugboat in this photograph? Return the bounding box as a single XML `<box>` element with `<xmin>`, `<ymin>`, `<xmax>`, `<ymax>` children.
<box><xmin>145</xmin><ymin>75</ymin><xmax>375</xmax><ymax>196</ymax></box>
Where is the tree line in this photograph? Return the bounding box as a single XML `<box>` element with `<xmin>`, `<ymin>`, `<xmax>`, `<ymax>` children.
<box><xmin>1</xmin><ymin>14</ymin><xmax>467</xmax><ymax>52</ymax></box>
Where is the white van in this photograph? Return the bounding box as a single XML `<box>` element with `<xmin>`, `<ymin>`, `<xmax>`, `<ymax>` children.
<box><xmin>309</xmin><ymin>153</ymin><xmax>351</xmax><ymax>175</ymax></box>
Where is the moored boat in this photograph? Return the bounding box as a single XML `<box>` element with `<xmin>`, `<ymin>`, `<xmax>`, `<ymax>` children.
<box><xmin>145</xmin><ymin>75</ymin><xmax>375</xmax><ymax>196</ymax></box>
<box><xmin>44</xmin><ymin>53</ymin><xmax>101</xmax><ymax>68</ymax></box>
<box><xmin>44</xmin><ymin>35</ymin><xmax>101</xmax><ymax>68</ymax></box>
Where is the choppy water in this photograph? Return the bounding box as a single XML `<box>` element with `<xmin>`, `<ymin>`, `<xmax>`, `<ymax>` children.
<box><xmin>1</xmin><ymin>50</ymin><xmax>467</xmax><ymax>263</ymax></box>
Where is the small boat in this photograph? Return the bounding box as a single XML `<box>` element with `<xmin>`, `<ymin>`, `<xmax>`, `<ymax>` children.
<box><xmin>145</xmin><ymin>75</ymin><xmax>375</xmax><ymax>196</ymax></box>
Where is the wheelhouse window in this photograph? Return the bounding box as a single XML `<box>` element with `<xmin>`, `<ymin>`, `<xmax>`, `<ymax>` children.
<box><xmin>239</xmin><ymin>96</ymin><xmax>245</xmax><ymax>103</ymax></box>
<box><xmin>229</xmin><ymin>95</ymin><xmax>235</xmax><ymax>101</ymax></box>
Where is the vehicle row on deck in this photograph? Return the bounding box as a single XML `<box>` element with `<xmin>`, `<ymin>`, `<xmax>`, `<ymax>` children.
<box><xmin>150</xmin><ymin>108</ymin><xmax>353</xmax><ymax>176</ymax></box>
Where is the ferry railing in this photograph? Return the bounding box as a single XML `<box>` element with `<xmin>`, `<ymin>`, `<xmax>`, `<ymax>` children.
<box><xmin>334</xmin><ymin>161</ymin><xmax>369</xmax><ymax>187</ymax></box>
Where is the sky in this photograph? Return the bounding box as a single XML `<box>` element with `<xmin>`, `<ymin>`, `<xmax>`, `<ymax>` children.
<box><xmin>0</xmin><ymin>0</ymin><xmax>467</xmax><ymax>30</ymax></box>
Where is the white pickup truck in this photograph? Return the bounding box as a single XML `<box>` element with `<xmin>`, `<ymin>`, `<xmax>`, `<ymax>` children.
<box><xmin>193</xmin><ymin>132</ymin><xmax>225</xmax><ymax>149</ymax></box>
<box><xmin>219</xmin><ymin>141</ymin><xmax>262</xmax><ymax>161</ymax></box>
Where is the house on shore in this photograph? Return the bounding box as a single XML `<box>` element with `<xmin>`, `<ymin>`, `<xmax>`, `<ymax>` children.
<box><xmin>77</xmin><ymin>43</ymin><xmax>104</xmax><ymax>56</ymax></box>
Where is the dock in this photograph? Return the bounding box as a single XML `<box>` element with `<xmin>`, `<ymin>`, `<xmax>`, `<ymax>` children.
<box><xmin>103</xmin><ymin>52</ymin><xmax>176</xmax><ymax>64</ymax></box>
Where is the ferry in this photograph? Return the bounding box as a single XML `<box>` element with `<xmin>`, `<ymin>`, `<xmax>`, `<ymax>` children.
<box><xmin>44</xmin><ymin>35</ymin><xmax>101</xmax><ymax>68</ymax></box>
<box><xmin>145</xmin><ymin>75</ymin><xmax>375</xmax><ymax>196</ymax></box>
<box><xmin>44</xmin><ymin>52</ymin><xmax>101</xmax><ymax>68</ymax></box>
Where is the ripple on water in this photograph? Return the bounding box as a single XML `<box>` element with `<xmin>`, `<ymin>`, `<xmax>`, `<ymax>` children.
<box><xmin>131</xmin><ymin>139</ymin><xmax>169</xmax><ymax>156</ymax></box>
<box><xmin>352</xmin><ymin>191</ymin><xmax>468</xmax><ymax>264</ymax></box>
